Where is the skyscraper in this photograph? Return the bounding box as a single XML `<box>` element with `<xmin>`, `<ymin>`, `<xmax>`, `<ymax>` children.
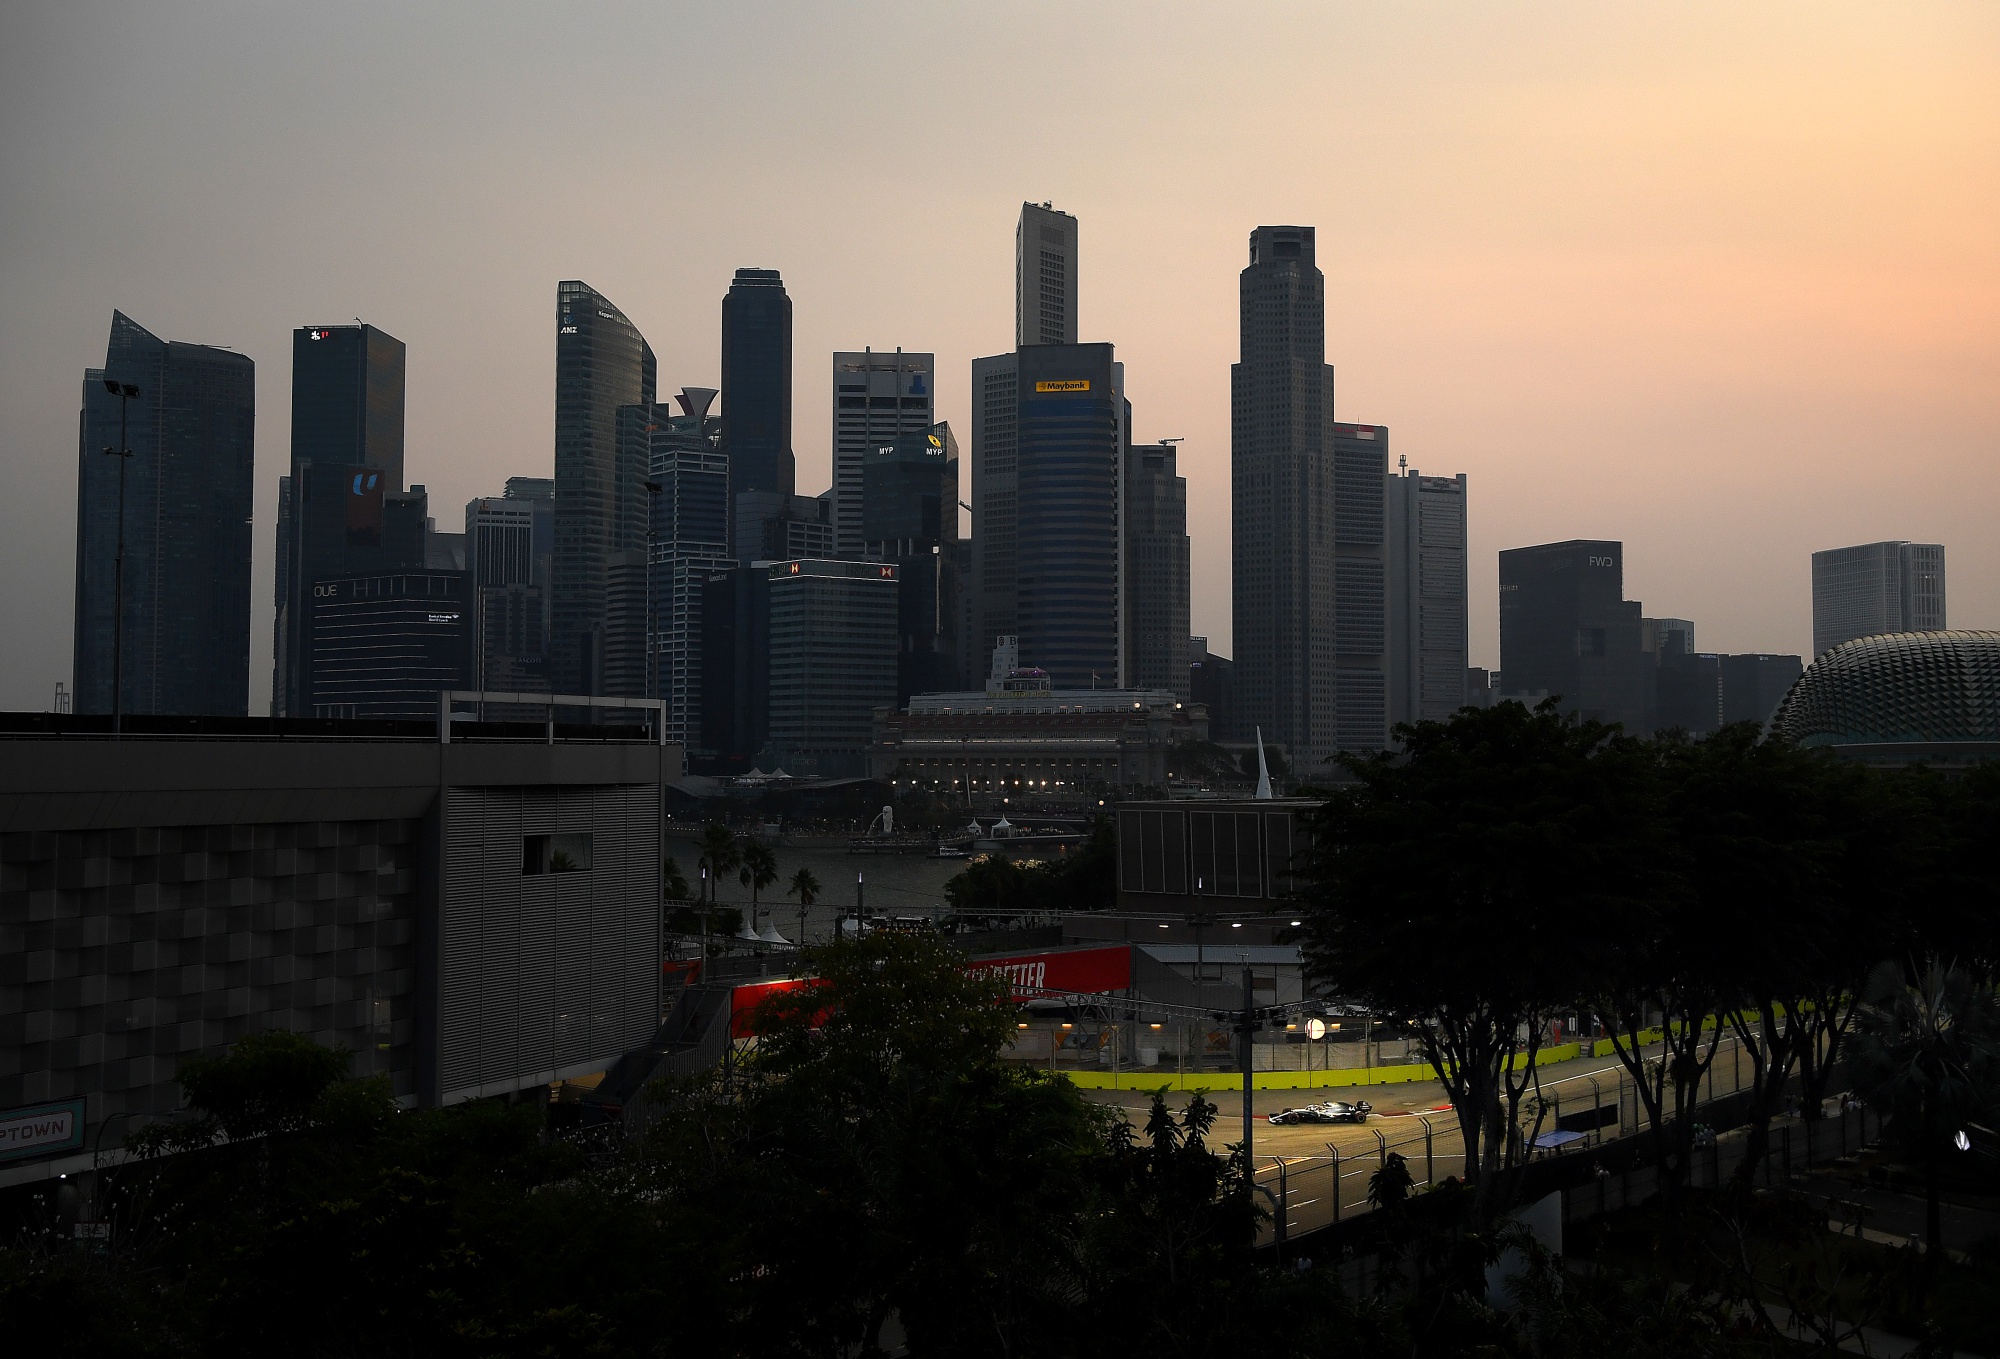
<box><xmin>1810</xmin><ymin>541</ymin><xmax>1947</xmax><ymax>656</ymax></box>
<box><xmin>1231</xmin><ymin>226</ymin><xmax>1338</xmax><ymax>772</ymax></box>
<box><xmin>1331</xmin><ymin>422</ymin><xmax>1389</xmax><ymax>752</ymax></box>
<box><xmin>304</xmin><ymin>569</ymin><xmax>473</xmax><ymax>719</ymax></box>
<box><xmin>1016</xmin><ymin>343</ymin><xmax>1123</xmax><ymax>687</ymax></box>
<box><xmin>1124</xmin><ymin>442</ymin><xmax>1191</xmax><ymax>701</ymax></box>
<box><xmin>1498</xmin><ymin>539</ymin><xmax>1653</xmax><ymax>731</ymax></box>
<box><xmin>831</xmin><ymin>350</ymin><xmax>934</xmax><ymax>558</ymax></box>
<box><xmin>970</xmin><ymin>351</ymin><xmax>1019</xmax><ymax>665</ymax></box>
<box><xmin>721</xmin><ymin>268</ymin><xmax>794</xmax><ymax>556</ymax></box>
<box><xmin>765</xmin><ymin>559</ymin><xmax>900</xmax><ymax>776</ymax></box>
<box><xmin>274</xmin><ymin>321</ymin><xmax>410</xmax><ymax>716</ymax></box>
<box><xmin>1386</xmin><ymin>466</ymin><xmax>1470</xmax><ymax>726</ymax></box>
<box><xmin>862</xmin><ymin>422</ymin><xmax>962</xmax><ymax>701</ymax></box>
<box><xmin>1016</xmin><ymin>202</ymin><xmax>1078</xmax><ymax>347</ymax></box>
<box><xmin>552</xmin><ymin>281</ymin><xmax>656</xmax><ymax>695</ymax></box>
<box><xmin>73</xmin><ymin>312</ymin><xmax>255</xmax><ymax>717</ymax></box>
<box><xmin>642</xmin><ymin>389</ymin><xmax>732</xmax><ymax>745</ymax></box>
<box><xmin>466</xmin><ymin>480</ymin><xmax>553</xmax><ymax>696</ymax></box>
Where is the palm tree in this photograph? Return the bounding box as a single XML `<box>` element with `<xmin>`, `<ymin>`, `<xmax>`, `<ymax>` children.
<box><xmin>740</xmin><ymin>841</ymin><xmax>778</xmax><ymax>935</ymax></box>
<box><xmin>695</xmin><ymin>823</ymin><xmax>740</xmax><ymax>909</ymax></box>
<box><xmin>1848</xmin><ymin>957</ymin><xmax>2000</xmax><ymax>1258</ymax></box>
<box><xmin>788</xmin><ymin>866</ymin><xmax>822</xmax><ymax>948</ymax></box>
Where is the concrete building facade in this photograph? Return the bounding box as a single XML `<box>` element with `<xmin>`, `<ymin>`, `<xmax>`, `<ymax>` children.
<box><xmin>0</xmin><ymin>720</ymin><xmax>675</xmax><ymax>1188</ymax></box>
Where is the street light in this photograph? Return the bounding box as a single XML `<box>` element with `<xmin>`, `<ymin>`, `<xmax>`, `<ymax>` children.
<box><xmin>100</xmin><ymin>379</ymin><xmax>140</xmax><ymax>735</ymax></box>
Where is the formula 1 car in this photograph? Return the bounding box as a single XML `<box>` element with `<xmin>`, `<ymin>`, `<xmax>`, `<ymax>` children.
<box><xmin>1268</xmin><ymin>1100</ymin><xmax>1372</xmax><ymax>1126</ymax></box>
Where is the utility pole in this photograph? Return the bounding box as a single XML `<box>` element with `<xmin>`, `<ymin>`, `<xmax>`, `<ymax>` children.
<box><xmin>1238</xmin><ymin>965</ymin><xmax>1260</xmax><ymax>1168</ymax></box>
<box><xmin>101</xmin><ymin>380</ymin><xmax>140</xmax><ymax>735</ymax></box>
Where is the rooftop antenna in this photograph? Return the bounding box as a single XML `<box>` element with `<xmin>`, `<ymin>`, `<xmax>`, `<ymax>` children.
<box><xmin>1398</xmin><ymin>453</ymin><xmax>1407</xmax><ymax>472</ymax></box>
<box><xmin>1254</xmin><ymin>727</ymin><xmax>1273</xmax><ymax>800</ymax></box>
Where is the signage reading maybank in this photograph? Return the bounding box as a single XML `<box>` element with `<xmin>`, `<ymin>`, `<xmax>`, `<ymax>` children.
<box><xmin>1034</xmin><ymin>379</ymin><xmax>1091</xmax><ymax>393</ymax></box>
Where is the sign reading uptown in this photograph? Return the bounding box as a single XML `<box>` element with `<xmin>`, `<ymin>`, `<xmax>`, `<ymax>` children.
<box><xmin>0</xmin><ymin>1098</ymin><xmax>87</xmax><ymax>1163</ymax></box>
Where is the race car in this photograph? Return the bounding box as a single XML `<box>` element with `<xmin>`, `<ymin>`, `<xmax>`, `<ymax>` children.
<box><xmin>1267</xmin><ymin>1099</ymin><xmax>1372</xmax><ymax>1126</ymax></box>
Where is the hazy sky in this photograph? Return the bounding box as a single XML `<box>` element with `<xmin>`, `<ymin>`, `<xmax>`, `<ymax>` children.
<box><xmin>4</xmin><ymin>2</ymin><xmax>1996</xmax><ymax>712</ymax></box>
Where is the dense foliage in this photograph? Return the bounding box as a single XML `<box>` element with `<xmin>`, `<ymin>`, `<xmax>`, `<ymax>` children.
<box><xmin>1298</xmin><ymin>700</ymin><xmax>2000</xmax><ymax>1225</ymax></box>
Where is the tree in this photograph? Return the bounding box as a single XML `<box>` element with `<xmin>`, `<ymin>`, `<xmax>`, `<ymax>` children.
<box><xmin>1714</xmin><ymin>740</ymin><xmax>1910</xmax><ymax>1185</ymax></box>
<box><xmin>1583</xmin><ymin>727</ymin><xmax>1742</xmax><ymax>1206</ymax></box>
<box><xmin>662</xmin><ymin>853</ymin><xmax>690</xmax><ymax>903</ymax></box>
<box><xmin>655</xmin><ymin>930</ymin><xmax>1112</xmax><ymax>1356</ymax></box>
<box><xmin>1848</xmin><ymin>957</ymin><xmax>2000</xmax><ymax>1257</ymax></box>
<box><xmin>787</xmin><ymin>865</ymin><xmax>821</xmax><ymax>947</ymax></box>
<box><xmin>738</xmin><ymin>840</ymin><xmax>778</xmax><ymax>933</ymax></box>
<box><xmin>694</xmin><ymin>821</ymin><xmax>739</xmax><ymax>907</ymax></box>
<box><xmin>1299</xmin><ymin>700</ymin><xmax>1653</xmax><ymax>1225</ymax></box>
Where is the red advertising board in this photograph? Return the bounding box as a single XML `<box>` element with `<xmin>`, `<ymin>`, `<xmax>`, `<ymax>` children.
<box><xmin>725</xmin><ymin>944</ymin><xmax>1133</xmax><ymax>1037</ymax></box>
<box><xmin>963</xmin><ymin>944</ymin><xmax>1133</xmax><ymax>1000</ymax></box>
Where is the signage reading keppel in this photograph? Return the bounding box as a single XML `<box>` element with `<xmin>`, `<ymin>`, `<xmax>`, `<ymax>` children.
<box><xmin>1033</xmin><ymin>379</ymin><xmax>1090</xmax><ymax>393</ymax></box>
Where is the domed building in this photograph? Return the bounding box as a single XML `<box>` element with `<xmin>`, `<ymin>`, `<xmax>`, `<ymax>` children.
<box><xmin>1768</xmin><ymin>630</ymin><xmax>2000</xmax><ymax>768</ymax></box>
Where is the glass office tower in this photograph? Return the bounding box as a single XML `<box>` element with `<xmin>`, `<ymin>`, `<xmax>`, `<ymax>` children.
<box><xmin>553</xmin><ymin>281</ymin><xmax>656</xmax><ymax>695</ymax></box>
<box><xmin>275</xmin><ymin>320</ymin><xmax>408</xmax><ymax>715</ymax></box>
<box><xmin>74</xmin><ymin>311</ymin><xmax>255</xmax><ymax>716</ymax></box>
<box><xmin>721</xmin><ymin>267</ymin><xmax>794</xmax><ymax>505</ymax></box>
<box><xmin>1015</xmin><ymin>343</ymin><xmax>1121</xmax><ymax>688</ymax></box>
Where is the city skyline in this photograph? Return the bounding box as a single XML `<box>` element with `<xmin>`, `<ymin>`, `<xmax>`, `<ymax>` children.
<box><xmin>5</xmin><ymin>4</ymin><xmax>1997</xmax><ymax>711</ymax></box>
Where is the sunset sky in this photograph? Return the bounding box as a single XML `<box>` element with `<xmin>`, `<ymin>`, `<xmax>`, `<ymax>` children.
<box><xmin>3</xmin><ymin>2</ymin><xmax>1995</xmax><ymax>711</ymax></box>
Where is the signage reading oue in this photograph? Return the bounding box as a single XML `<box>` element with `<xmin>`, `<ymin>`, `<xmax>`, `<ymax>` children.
<box><xmin>1034</xmin><ymin>379</ymin><xmax>1091</xmax><ymax>393</ymax></box>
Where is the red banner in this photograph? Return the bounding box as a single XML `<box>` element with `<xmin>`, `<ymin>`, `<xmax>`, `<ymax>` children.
<box><xmin>964</xmin><ymin>944</ymin><xmax>1133</xmax><ymax>1000</ymax></box>
<box><xmin>726</xmin><ymin>944</ymin><xmax>1133</xmax><ymax>1037</ymax></box>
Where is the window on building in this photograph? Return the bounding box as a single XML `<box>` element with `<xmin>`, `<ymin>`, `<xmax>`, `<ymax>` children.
<box><xmin>523</xmin><ymin>832</ymin><xmax>593</xmax><ymax>874</ymax></box>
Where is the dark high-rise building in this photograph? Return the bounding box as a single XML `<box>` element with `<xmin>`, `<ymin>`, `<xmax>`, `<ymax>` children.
<box><xmin>1720</xmin><ymin>653</ymin><xmax>1804</xmax><ymax>727</ymax></box>
<box><xmin>553</xmin><ymin>281</ymin><xmax>656</xmax><ymax>696</ymax></box>
<box><xmin>274</xmin><ymin>321</ymin><xmax>410</xmax><ymax>716</ymax></box>
<box><xmin>1189</xmin><ymin>636</ymin><xmax>1235</xmax><ymax>740</ymax></box>
<box><xmin>863</xmin><ymin>422</ymin><xmax>963</xmax><ymax>701</ymax></box>
<box><xmin>765</xmin><ymin>559</ymin><xmax>900</xmax><ymax>776</ymax></box>
<box><xmin>639</xmin><ymin>390</ymin><xmax>732</xmax><ymax>743</ymax></box>
<box><xmin>304</xmin><ymin>569</ymin><xmax>472</xmax><ymax>719</ymax></box>
<box><xmin>1017</xmin><ymin>202</ymin><xmax>1078</xmax><ymax>348</ymax></box>
<box><xmin>1331</xmin><ymin>422</ymin><xmax>1389</xmax><ymax>752</ymax></box>
<box><xmin>1015</xmin><ymin>343</ymin><xmax>1122</xmax><ymax>687</ymax></box>
<box><xmin>1232</xmin><ymin>226</ymin><xmax>1337</xmax><ymax>770</ymax></box>
<box><xmin>465</xmin><ymin>483</ymin><xmax>554</xmax><ymax>699</ymax></box>
<box><xmin>970</xmin><ymin>351</ymin><xmax>1020</xmax><ymax>666</ymax></box>
<box><xmin>1124</xmin><ymin>442</ymin><xmax>1191</xmax><ymax>701</ymax></box>
<box><xmin>1498</xmin><ymin>539</ymin><xmax>1653</xmax><ymax>731</ymax></box>
<box><xmin>699</xmin><ymin>565</ymin><xmax>772</xmax><ymax>770</ymax></box>
<box><xmin>73</xmin><ymin>312</ymin><xmax>255</xmax><ymax>717</ymax></box>
<box><xmin>1387</xmin><ymin>467</ymin><xmax>1470</xmax><ymax>727</ymax></box>
<box><xmin>832</xmin><ymin>350</ymin><xmax>934</xmax><ymax>558</ymax></box>
<box><xmin>721</xmin><ymin>268</ymin><xmax>793</xmax><ymax>509</ymax></box>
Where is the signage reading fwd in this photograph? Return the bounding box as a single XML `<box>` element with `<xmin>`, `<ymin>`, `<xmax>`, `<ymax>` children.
<box><xmin>1033</xmin><ymin>379</ymin><xmax>1090</xmax><ymax>393</ymax></box>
